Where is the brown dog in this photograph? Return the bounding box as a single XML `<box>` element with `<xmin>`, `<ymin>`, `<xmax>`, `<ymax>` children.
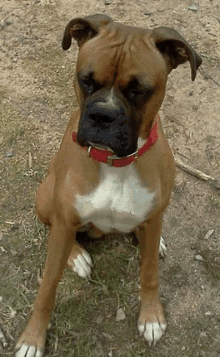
<box><xmin>15</xmin><ymin>14</ymin><xmax>202</xmax><ymax>356</ymax></box>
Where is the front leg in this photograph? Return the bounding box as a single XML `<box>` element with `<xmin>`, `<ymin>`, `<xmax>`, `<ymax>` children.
<box><xmin>137</xmin><ymin>213</ymin><xmax>166</xmax><ymax>346</ymax></box>
<box><xmin>15</xmin><ymin>218</ymin><xmax>76</xmax><ymax>357</ymax></box>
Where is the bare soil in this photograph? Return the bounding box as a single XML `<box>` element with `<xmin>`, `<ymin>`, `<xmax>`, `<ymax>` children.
<box><xmin>0</xmin><ymin>0</ymin><xmax>220</xmax><ymax>356</ymax></box>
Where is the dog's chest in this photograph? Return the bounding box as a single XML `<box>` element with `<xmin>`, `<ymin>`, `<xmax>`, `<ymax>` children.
<box><xmin>75</xmin><ymin>164</ymin><xmax>155</xmax><ymax>233</ymax></box>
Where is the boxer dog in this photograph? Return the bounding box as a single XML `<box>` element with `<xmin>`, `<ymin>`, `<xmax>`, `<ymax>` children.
<box><xmin>15</xmin><ymin>14</ymin><xmax>202</xmax><ymax>356</ymax></box>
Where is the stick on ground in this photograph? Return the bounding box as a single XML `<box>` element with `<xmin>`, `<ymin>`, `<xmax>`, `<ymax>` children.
<box><xmin>174</xmin><ymin>156</ymin><xmax>220</xmax><ymax>190</ymax></box>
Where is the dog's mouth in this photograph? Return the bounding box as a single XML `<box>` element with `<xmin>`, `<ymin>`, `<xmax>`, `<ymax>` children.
<box><xmin>77</xmin><ymin>113</ymin><xmax>138</xmax><ymax>157</ymax></box>
<box><xmin>77</xmin><ymin>128</ymin><xmax>138</xmax><ymax>157</ymax></box>
<box><xmin>88</xmin><ymin>141</ymin><xmax>114</xmax><ymax>152</ymax></box>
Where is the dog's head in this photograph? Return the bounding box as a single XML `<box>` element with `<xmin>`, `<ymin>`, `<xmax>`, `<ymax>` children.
<box><xmin>62</xmin><ymin>14</ymin><xmax>202</xmax><ymax>157</ymax></box>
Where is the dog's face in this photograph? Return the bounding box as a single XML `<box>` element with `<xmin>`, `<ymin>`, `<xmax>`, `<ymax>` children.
<box><xmin>75</xmin><ymin>28</ymin><xmax>168</xmax><ymax>157</ymax></box>
<box><xmin>62</xmin><ymin>15</ymin><xmax>202</xmax><ymax>157</ymax></box>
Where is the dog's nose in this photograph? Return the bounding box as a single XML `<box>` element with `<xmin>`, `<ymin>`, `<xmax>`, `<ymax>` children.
<box><xmin>89</xmin><ymin>111</ymin><xmax>114</xmax><ymax>123</ymax></box>
<box><xmin>87</xmin><ymin>101</ymin><xmax>125</xmax><ymax>124</ymax></box>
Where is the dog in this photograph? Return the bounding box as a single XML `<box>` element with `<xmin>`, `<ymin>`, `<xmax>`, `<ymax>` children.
<box><xmin>15</xmin><ymin>14</ymin><xmax>202</xmax><ymax>357</ymax></box>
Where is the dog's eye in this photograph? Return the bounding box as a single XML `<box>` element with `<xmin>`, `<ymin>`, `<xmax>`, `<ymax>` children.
<box><xmin>78</xmin><ymin>73</ymin><xmax>102</xmax><ymax>96</ymax></box>
<box><xmin>125</xmin><ymin>88</ymin><xmax>153</xmax><ymax>105</ymax></box>
<box><xmin>80</xmin><ymin>78</ymin><xmax>95</xmax><ymax>94</ymax></box>
<box><xmin>127</xmin><ymin>90</ymin><xmax>145</xmax><ymax>100</ymax></box>
<box><xmin>122</xmin><ymin>77</ymin><xmax>155</xmax><ymax>106</ymax></box>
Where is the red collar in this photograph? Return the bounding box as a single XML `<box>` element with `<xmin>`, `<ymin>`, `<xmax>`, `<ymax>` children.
<box><xmin>72</xmin><ymin>122</ymin><xmax>158</xmax><ymax>167</ymax></box>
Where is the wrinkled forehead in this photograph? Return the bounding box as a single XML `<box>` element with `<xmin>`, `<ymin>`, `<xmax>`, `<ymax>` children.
<box><xmin>76</xmin><ymin>25</ymin><xmax>167</xmax><ymax>88</ymax></box>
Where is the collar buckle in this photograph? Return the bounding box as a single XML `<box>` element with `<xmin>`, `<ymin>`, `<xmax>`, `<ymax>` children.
<box><xmin>107</xmin><ymin>156</ymin><xmax>114</xmax><ymax>166</ymax></box>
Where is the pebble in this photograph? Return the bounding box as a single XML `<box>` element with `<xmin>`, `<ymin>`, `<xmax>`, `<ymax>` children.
<box><xmin>104</xmin><ymin>0</ymin><xmax>111</xmax><ymax>4</ymax></box>
<box><xmin>6</xmin><ymin>18</ymin><xmax>13</xmax><ymax>26</ymax></box>
<box><xmin>4</xmin><ymin>150</ymin><xmax>14</xmax><ymax>158</ymax></box>
<box><xmin>188</xmin><ymin>5</ymin><xmax>198</xmax><ymax>12</ymax></box>
<box><xmin>195</xmin><ymin>254</ymin><xmax>203</xmax><ymax>261</ymax></box>
<box><xmin>200</xmin><ymin>331</ymin><xmax>207</xmax><ymax>337</ymax></box>
<box><xmin>116</xmin><ymin>307</ymin><xmax>126</xmax><ymax>321</ymax></box>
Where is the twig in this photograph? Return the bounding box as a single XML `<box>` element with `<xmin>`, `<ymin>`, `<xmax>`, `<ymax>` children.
<box><xmin>200</xmin><ymin>54</ymin><xmax>218</xmax><ymax>60</ymax></box>
<box><xmin>176</xmin><ymin>151</ymin><xmax>193</xmax><ymax>162</ymax></box>
<box><xmin>9</xmin><ymin>98</ymin><xmax>29</xmax><ymax>114</ymax></box>
<box><xmin>174</xmin><ymin>156</ymin><xmax>220</xmax><ymax>189</ymax></box>
<box><xmin>199</xmin><ymin>68</ymin><xmax>220</xmax><ymax>87</ymax></box>
<box><xmin>214</xmin><ymin>16</ymin><xmax>220</xmax><ymax>24</ymax></box>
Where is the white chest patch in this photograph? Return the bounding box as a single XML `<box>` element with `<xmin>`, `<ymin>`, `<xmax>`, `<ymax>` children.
<box><xmin>75</xmin><ymin>164</ymin><xmax>155</xmax><ymax>233</ymax></box>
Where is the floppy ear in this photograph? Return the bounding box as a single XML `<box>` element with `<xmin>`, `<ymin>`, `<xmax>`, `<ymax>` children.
<box><xmin>62</xmin><ymin>14</ymin><xmax>113</xmax><ymax>50</ymax></box>
<box><xmin>151</xmin><ymin>27</ymin><xmax>202</xmax><ymax>81</ymax></box>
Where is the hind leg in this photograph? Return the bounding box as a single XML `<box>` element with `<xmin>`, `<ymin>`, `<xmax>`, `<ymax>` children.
<box><xmin>67</xmin><ymin>225</ymin><xmax>103</xmax><ymax>279</ymax></box>
<box><xmin>87</xmin><ymin>225</ymin><xmax>103</xmax><ymax>238</ymax></box>
<box><xmin>134</xmin><ymin>229</ymin><xmax>167</xmax><ymax>257</ymax></box>
<box><xmin>67</xmin><ymin>242</ymin><xmax>93</xmax><ymax>279</ymax></box>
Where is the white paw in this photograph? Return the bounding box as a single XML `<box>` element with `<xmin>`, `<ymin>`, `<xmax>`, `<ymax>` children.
<box><xmin>72</xmin><ymin>249</ymin><xmax>93</xmax><ymax>279</ymax></box>
<box><xmin>138</xmin><ymin>321</ymin><xmax>167</xmax><ymax>346</ymax></box>
<box><xmin>15</xmin><ymin>343</ymin><xmax>44</xmax><ymax>357</ymax></box>
<box><xmin>159</xmin><ymin>236</ymin><xmax>167</xmax><ymax>257</ymax></box>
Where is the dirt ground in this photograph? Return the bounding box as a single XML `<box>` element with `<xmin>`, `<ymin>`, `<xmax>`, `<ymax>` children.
<box><xmin>0</xmin><ymin>0</ymin><xmax>220</xmax><ymax>356</ymax></box>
